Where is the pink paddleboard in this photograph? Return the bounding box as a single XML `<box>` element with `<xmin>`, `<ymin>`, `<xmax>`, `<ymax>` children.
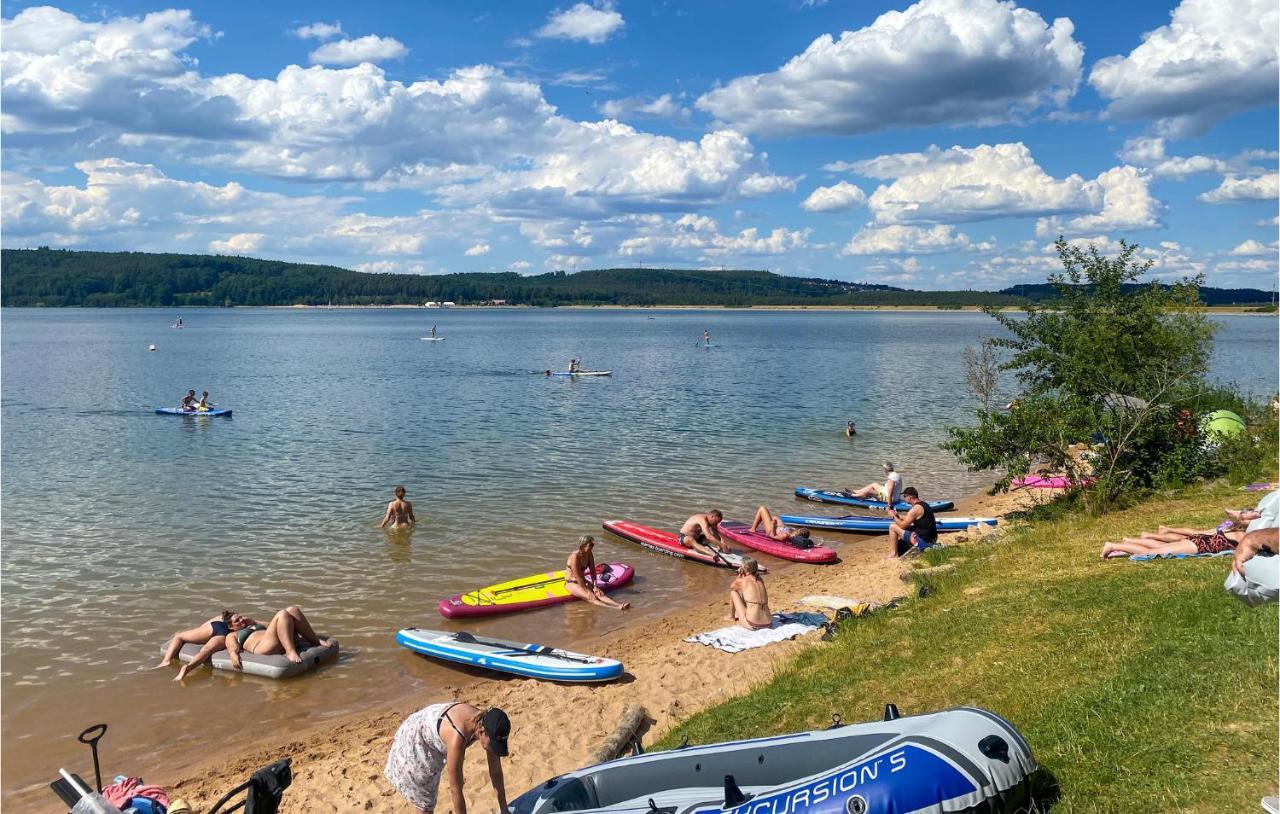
<box><xmin>718</xmin><ymin>521</ymin><xmax>838</xmax><ymax>564</ymax></box>
<box><xmin>1011</xmin><ymin>475</ymin><xmax>1094</xmax><ymax>489</ymax></box>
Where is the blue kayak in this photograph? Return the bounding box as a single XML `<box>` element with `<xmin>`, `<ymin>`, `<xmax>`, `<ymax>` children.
<box><xmin>155</xmin><ymin>407</ymin><xmax>232</xmax><ymax>417</ymax></box>
<box><xmin>396</xmin><ymin>628</ymin><xmax>623</xmax><ymax>683</ymax></box>
<box><xmin>794</xmin><ymin>486</ymin><xmax>954</xmax><ymax>512</ymax></box>
<box><xmin>778</xmin><ymin>512</ymin><xmax>997</xmax><ymax>533</ymax></box>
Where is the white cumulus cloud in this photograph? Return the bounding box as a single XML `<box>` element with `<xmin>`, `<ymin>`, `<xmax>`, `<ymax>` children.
<box><xmin>1198</xmin><ymin>173</ymin><xmax>1280</xmax><ymax>203</ymax></box>
<box><xmin>695</xmin><ymin>0</ymin><xmax>1083</xmax><ymax>137</ymax></box>
<box><xmin>293</xmin><ymin>21</ymin><xmax>342</xmax><ymax>40</ymax></box>
<box><xmin>841</xmin><ymin>224</ymin><xmax>986</xmax><ymax>256</ymax></box>
<box><xmin>598</xmin><ymin>93</ymin><xmax>690</xmax><ymax>123</ymax></box>
<box><xmin>210</xmin><ymin>232</ymin><xmax>265</xmax><ymax>253</ymax></box>
<box><xmin>1089</xmin><ymin>0</ymin><xmax>1279</xmax><ymax>136</ymax></box>
<box><xmin>1035</xmin><ymin>166</ymin><xmax>1163</xmax><ymax>237</ymax></box>
<box><xmin>464</xmin><ymin>242</ymin><xmax>491</xmax><ymax>256</ymax></box>
<box><xmin>801</xmin><ymin>181</ymin><xmax>867</xmax><ymax>213</ymax></box>
<box><xmin>308</xmin><ymin>34</ymin><xmax>408</xmax><ymax>66</ymax></box>
<box><xmin>536</xmin><ymin>2</ymin><xmax>623</xmax><ymax>44</ymax></box>
<box><xmin>1229</xmin><ymin>239</ymin><xmax>1276</xmax><ymax>256</ymax></box>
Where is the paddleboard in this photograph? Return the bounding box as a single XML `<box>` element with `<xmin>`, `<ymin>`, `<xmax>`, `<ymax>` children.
<box><xmin>550</xmin><ymin>371</ymin><xmax>612</xmax><ymax>377</ymax></box>
<box><xmin>778</xmin><ymin>513</ymin><xmax>997</xmax><ymax>533</ymax></box>
<box><xmin>155</xmin><ymin>407</ymin><xmax>232</xmax><ymax>417</ymax></box>
<box><xmin>420</xmin><ymin>337</ymin><xmax>446</xmax><ymax>341</ymax></box>
<box><xmin>171</xmin><ymin>637</ymin><xmax>338</xmax><ymax>679</ymax></box>
<box><xmin>717</xmin><ymin>521</ymin><xmax>838</xmax><ymax>563</ymax></box>
<box><xmin>396</xmin><ymin>628</ymin><xmax>623</xmax><ymax>683</ymax></box>
<box><xmin>794</xmin><ymin>486</ymin><xmax>954</xmax><ymax>512</ymax></box>
<box><xmin>438</xmin><ymin>562</ymin><xmax>634</xmax><ymax>619</ymax></box>
<box><xmin>602</xmin><ymin>520</ymin><xmax>765</xmax><ymax>571</ymax></box>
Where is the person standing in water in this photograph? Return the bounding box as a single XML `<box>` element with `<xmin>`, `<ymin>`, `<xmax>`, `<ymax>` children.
<box><xmin>702</xmin><ymin>330</ymin><xmax>711</xmax><ymax>346</ymax></box>
<box><xmin>564</xmin><ymin>536</ymin><xmax>630</xmax><ymax>610</ymax></box>
<box><xmin>378</xmin><ymin>486</ymin><xmax>417</xmax><ymax>528</ymax></box>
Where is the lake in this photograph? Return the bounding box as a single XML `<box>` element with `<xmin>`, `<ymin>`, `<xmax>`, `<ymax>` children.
<box><xmin>1</xmin><ymin>307</ymin><xmax>1273</xmax><ymax>802</ymax></box>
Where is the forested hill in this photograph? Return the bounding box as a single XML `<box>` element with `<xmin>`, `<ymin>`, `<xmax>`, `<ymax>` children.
<box><xmin>1</xmin><ymin>248</ymin><xmax>1273</xmax><ymax>307</ymax></box>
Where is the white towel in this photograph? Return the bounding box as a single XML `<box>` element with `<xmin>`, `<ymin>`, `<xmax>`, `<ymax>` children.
<box><xmin>684</xmin><ymin>612</ymin><xmax>828</xmax><ymax>654</ymax></box>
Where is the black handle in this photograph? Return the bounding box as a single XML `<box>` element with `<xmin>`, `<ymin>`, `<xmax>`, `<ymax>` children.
<box><xmin>77</xmin><ymin>724</ymin><xmax>107</xmax><ymax>745</ymax></box>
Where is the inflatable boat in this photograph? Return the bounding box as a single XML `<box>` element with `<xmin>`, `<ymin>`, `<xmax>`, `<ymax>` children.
<box><xmin>510</xmin><ymin>706</ymin><xmax>1036</xmax><ymax>814</ymax></box>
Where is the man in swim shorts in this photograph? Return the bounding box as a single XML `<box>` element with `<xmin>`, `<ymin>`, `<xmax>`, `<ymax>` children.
<box><xmin>179</xmin><ymin>389</ymin><xmax>197</xmax><ymax>411</ymax></box>
<box><xmin>378</xmin><ymin>486</ymin><xmax>417</xmax><ymax>529</ymax></box>
<box><xmin>887</xmin><ymin>487</ymin><xmax>937</xmax><ymax>558</ymax></box>
<box><xmin>678</xmin><ymin>510</ymin><xmax>731</xmax><ymax>558</ymax></box>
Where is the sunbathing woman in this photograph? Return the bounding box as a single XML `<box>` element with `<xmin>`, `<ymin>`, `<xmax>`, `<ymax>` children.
<box><xmin>223</xmin><ymin>605</ymin><xmax>332</xmax><ymax>674</ymax></box>
<box><xmin>749</xmin><ymin>505</ymin><xmax>812</xmax><ymax>546</ymax></box>
<box><xmin>564</xmin><ymin>536</ymin><xmax>630</xmax><ymax>611</ymax></box>
<box><xmin>154</xmin><ymin>609</ymin><xmax>255</xmax><ymax>681</ymax></box>
<box><xmin>727</xmin><ymin>557</ymin><xmax>771</xmax><ymax>630</ymax></box>
<box><xmin>1100</xmin><ymin>528</ymin><xmax>1245</xmax><ymax>559</ymax></box>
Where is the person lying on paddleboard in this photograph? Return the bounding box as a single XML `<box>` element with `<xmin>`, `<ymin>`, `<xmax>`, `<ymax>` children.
<box><xmin>887</xmin><ymin>487</ymin><xmax>938</xmax><ymax>558</ymax></box>
<box><xmin>678</xmin><ymin>509</ymin><xmax>732</xmax><ymax>557</ymax></box>
<box><xmin>728</xmin><ymin>557</ymin><xmax>771</xmax><ymax>630</ymax></box>
<box><xmin>179</xmin><ymin>389</ymin><xmax>198</xmax><ymax>411</ymax></box>
<box><xmin>378</xmin><ymin>485</ymin><xmax>416</xmax><ymax>528</ymax></box>
<box><xmin>385</xmin><ymin>702</ymin><xmax>511</xmax><ymax>814</ymax></box>
<box><xmin>845</xmin><ymin>461</ymin><xmax>901</xmax><ymax>503</ymax></box>
<box><xmin>749</xmin><ymin>505</ymin><xmax>813</xmax><ymax>546</ymax></box>
<box><xmin>565</xmin><ymin>535</ymin><xmax>630</xmax><ymax>610</ymax></box>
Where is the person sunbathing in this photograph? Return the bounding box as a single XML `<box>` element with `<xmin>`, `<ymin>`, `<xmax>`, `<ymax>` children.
<box><xmin>1100</xmin><ymin>528</ymin><xmax>1245</xmax><ymax>559</ymax></box>
<box><xmin>749</xmin><ymin>505</ymin><xmax>812</xmax><ymax>546</ymax></box>
<box><xmin>564</xmin><ymin>536</ymin><xmax>630</xmax><ymax>610</ymax></box>
<box><xmin>154</xmin><ymin>609</ymin><xmax>254</xmax><ymax>680</ymax></box>
<box><xmin>223</xmin><ymin>605</ymin><xmax>332</xmax><ymax>674</ymax></box>
<box><xmin>727</xmin><ymin>557</ymin><xmax>771</xmax><ymax>630</ymax></box>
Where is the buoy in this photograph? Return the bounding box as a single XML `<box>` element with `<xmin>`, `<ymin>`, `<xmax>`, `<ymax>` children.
<box><xmin>148</xmin><ymin>344</ymin><xmax>156</xmax><ymax>352</ymax></box>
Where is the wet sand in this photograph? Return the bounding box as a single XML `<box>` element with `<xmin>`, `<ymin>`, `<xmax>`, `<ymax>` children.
<box><xmin>147</xmin><ymin>488</ymin><xmax>1034</xmax><ymax>814</ymax></box>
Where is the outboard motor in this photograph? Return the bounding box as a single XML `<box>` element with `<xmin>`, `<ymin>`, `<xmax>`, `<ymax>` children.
<box><xmin>723</xmin><ymin>775</ymin><xmax>753</xmax><ymax>808</ymax></box>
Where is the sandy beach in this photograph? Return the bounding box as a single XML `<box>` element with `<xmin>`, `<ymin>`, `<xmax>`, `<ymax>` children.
<box><xmin>157</xmin><ymin>488</ymin><xmax>1034</xmax><ymax>813</ymax></box>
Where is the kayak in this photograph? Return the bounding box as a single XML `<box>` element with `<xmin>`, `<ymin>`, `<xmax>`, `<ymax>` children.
<box><xmin>794</xmin><ymin>486</ymin><xmax>954</xmax><ymax>512</ymax></box>
<box><xmin>550</xmin><ymin>371</ymin><xmax>612</xmax><ymax>377</ymax></box>
<box><xmin>155</xmin><ymin>407</ymin><xmax>232</xmax><ymax>417</ymax></box>
<box><xmin>510</xmin><ymin>706</ymin><xmax>1037</xmax><ymax>814</ymax></box>
<box><xmin>602</xmin><ymin>520</ymin><xmax>766</xmax><ymax>571</ymax></box>
<box><xmin>396</xmin><ymin>628</ymin><xmax>623</xmax><ymax>683</ymax></box>
<box><xmin>438</xmin><ymin>562</ymin><xmax>634</xmax><ymax>619</ymax></box>
<box><xmin>718</xmin><ymin>521</ymin><xmax>837</xmax><ymax>564</ymax></box>
<box><xmin>778</xmin><ymin>513</ymin><xmax>997</xmax><ymax>533</ymax></box>
<box><xmin>1011</xmin><ymin>475</ymin><xmax>1094</xmax><ymax>489</ymax></box>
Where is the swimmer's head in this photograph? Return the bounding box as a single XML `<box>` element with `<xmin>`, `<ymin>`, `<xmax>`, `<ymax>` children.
<box><xmin>394</xmin><ymin>486</ymin><xmax>406</xmax><ymax>498</ymax></box>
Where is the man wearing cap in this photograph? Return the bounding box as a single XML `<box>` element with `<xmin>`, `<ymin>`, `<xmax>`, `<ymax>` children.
<box><xmin>886</xmin><ymin>487</ymin><xmax>938</xmax><ymax>558</ymax></box>
<box><xmin>385</xmin><ymin>701</ymin><xmax>511</xmax><ymax>814</ymax></box>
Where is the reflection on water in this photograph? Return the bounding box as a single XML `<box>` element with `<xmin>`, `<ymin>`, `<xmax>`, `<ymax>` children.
<box><xmin>1</xmin><ymin>308</ymin><xmax>1273</xmax><ymax>800</ymax></box>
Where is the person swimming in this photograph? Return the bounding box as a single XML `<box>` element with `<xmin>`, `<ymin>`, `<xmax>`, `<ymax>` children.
<box><xmin>845</xmin><ymin>420</ymin><xmax>857</xmax><ymax>437</ymax></box>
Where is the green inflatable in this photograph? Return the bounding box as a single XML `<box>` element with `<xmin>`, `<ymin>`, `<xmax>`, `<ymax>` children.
<box><xmin>1202</xmin><ymin>409</ymin><xmax>1246</xmax><ymax>439</ymax></box>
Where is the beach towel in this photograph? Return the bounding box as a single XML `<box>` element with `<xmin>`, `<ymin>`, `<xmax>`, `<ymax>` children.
<box><xmin>1245</xmin><ymin>482</ymin><xmax>1280</xmax><ymax>492</ymax></box>
<box><xmin>795</xmin><ymin>595</ymin><xmax>866</xmax><ymax>611</ymax></box>
<box><xmin>684</xmin><ymin>612</ymin><xmax>828</xmax><ymax>654</ymax></box>
<box><xmin>1128</xmin><ymin>551</ymin><xmax>1234</xmax><ymax>561</ymax></box>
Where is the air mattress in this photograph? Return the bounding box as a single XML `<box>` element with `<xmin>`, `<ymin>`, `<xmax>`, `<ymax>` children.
<box><xmin>509</xmin><ymin>706</ymin><xmax>1037</xmax><ymax>814</ymax></box>
<box><xmin>438</xmin><ymin>563</ymin><xmax>634</xmax><ymax>619</ymax></box>
<box><xmin>396</xmin><ymin>628</ymin><xmax>623</xmax><ymax>683</ymax></box>
<box><xmin>172</xmin><ymin>638</ymin><xmax>338</xmax><ymax>679</ymax></box>
<box><xmin>794</xmin><ymin>486</ymin><xmax>954</xmax><ymax>512</ymax></box>
<box><xmin>155</xmin><ymin>407</ymin><xmax>232</xmax><ymax>417</ymax></box>
<box><xmin>602</xmin><ymin>520</ymin><xmax>765</xmax><ymax>571</ymax></box>
<box><xmin>718</xmin><ymin>521</ymin><xmax>837</xmax><ymax>563</ymax></box>
<box><xmin>778</xmin><ymin>513</ymin><xmax>997</xmax><ymax>533</ymax></box>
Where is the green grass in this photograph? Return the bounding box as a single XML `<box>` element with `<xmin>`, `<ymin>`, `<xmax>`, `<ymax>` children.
<box><xmin>655</xmin><ymin>483</ymin><xmax>1278</xmax><ymax>812</ymax></box>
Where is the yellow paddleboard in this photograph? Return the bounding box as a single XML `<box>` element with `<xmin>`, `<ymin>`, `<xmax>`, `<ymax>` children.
<box><xmin>438</xmin><ymin>563</ymin><xmax>635</xmax><ymax>618</ymax></box>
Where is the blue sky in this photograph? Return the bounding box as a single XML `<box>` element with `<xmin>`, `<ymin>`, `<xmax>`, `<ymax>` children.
<box><xmin>2</xmin><ymin>0</ymin><xmax>1276</xmax><ymax>289</ymax></box>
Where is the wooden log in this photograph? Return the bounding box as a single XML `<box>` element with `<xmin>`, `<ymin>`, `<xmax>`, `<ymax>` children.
<box><xmin>586</xmin><ymin>705</ymin><xmax>652</xmax><ymax>765</ymax></box>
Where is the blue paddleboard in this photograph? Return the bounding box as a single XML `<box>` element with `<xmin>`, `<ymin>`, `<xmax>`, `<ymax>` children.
<box><xmin>155</xmin><ymin>407</ymin><xmax>232</xmax><ymax>417</ymax></box>
<box><xmin>794</xmin><ymin>486</ymin><xmax>954</xmax><ymax>512</ymax></box>
<box><xmin>777</xmin><ymin>513</ymin><xmax>997</xmax><ymax>533</ymax></box>
<box><xmin>396</xmin><ymin>628</ymin><xmax>623</xmax><ymax>683</ymax></box>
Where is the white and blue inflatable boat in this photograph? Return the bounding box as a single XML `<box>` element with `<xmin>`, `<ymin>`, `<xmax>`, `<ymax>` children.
<box><xmin>511</xmin><ymin>706</ymin><xmax>1036</xmax><ymax>814</ymax></box>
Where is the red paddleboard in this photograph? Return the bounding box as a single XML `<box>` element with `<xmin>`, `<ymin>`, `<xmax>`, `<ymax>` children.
<box><xmin>718</xmin><ymin>521</ymin><xmax>838</xmax><ymax>564</ymax></box>
<box><xmin>602</xmin><ymin>520</ymin><xmax>765</xmax><ymax>572</ymax></box>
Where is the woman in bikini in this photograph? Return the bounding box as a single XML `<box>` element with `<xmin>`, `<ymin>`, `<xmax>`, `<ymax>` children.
<box><xmin>1100</xmin><ymin>528</ymin><xmax>1245</xmax><ymax>559</ymax></box>
<box><xmin>727</xmin><ymin>557</ymin><xmax>771</xmax><ymax>630</ymax></box>
<box><xmin>221</xmin><ymin>605</ymin><xmax>332</xmax><ymax>675</ymax></box>
<box><xmin>154</xmin><ymin>609</ymin><xmax>248</xmax><ymax>676</ymax></box>
<box><xmin>385</xmin><ymin>702</ymin><xmax>511</xmax><ymax>814</ymax></box>
<box><xmin>749</xmin><ymin>505</ymin><xmax>812</xmax><ymax>545</ymax></box>
<box><xmin>565</xmin><ymin>536</ymin><xmax>630</xmax><ymax>610</ymax></box>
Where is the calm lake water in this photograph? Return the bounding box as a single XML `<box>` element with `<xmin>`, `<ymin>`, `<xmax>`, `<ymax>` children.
<box><xmin>2</xmin><ymin>308</ymin><xmax>1274</xmax><ymax>802</ymax></box>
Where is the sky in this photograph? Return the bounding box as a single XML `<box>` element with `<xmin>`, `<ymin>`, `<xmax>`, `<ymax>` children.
<box><xmin>2</xmin><ymin>0</ymin><xmax>1277</xmax><ymax>290</ymax></box>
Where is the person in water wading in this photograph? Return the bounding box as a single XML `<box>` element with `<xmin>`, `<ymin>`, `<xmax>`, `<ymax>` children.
<box><xmin>565</xmin><ymin>535</ymin><xmax>630</xmax><ymax>610</ymax></box>
<box><xmin>887</xmin><ymin>487</ymin><xmax>938</xmax><ymax>558</ymax></box>
<box><xmin>378</xmin><ymin>486</ymin><xmax>417</xmax><ymax>528</ymax></box>
<box><xmin>385</xmin><ymin>702</ymin><xmax>511</xmax><ymax>814</ymax></box>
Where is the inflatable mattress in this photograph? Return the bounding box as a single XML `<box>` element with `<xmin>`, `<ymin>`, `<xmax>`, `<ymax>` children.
<box><xmin>172</xmin><ymin>638</ymin><xmax>338</xmax><ymax>679</ymax></box>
